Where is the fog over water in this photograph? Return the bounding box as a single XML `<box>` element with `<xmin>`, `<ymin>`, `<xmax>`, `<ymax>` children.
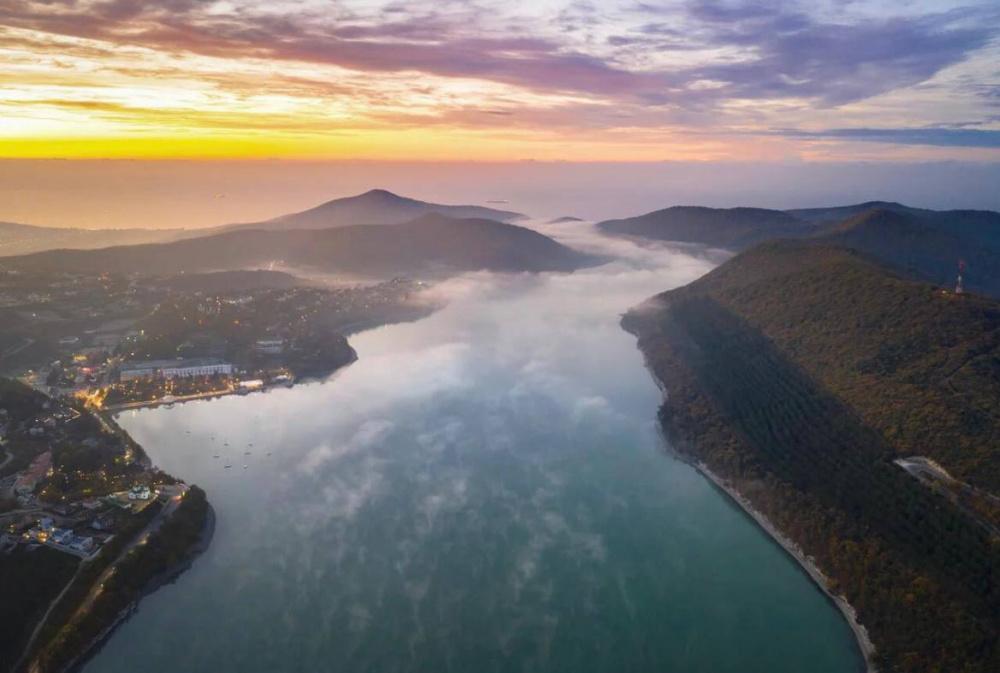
<box><xmin>84</xmin><ymin>224</ymin><xmax>862</xmax><ymax>673</ymax></box>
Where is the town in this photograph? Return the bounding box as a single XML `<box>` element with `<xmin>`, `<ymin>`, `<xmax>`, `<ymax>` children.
<box><xmin>0</xmin><ymin>269</ymin><xmax>436</xmax><ymax>672</ymax></box>
<box><xmin>0</xmin><ymin>378</ymin><xmax>172</xmax><ymax>561</ymax></box>
<box><xmin>0</xmin><ymin>269</ymin><xmax>433</xmax><ymax>408</ymax></box>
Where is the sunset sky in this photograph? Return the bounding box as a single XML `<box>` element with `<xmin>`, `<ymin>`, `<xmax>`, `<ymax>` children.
<box><xmin>2</xmin><ymin>0</ymin><xmax>999</xmax><ymax>162</ymax></box>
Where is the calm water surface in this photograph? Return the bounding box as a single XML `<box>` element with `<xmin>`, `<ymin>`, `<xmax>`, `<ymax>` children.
<box><xmin>84</xmin><ymin>229</ymin><xmax>862</xmax><ymax>673</ymax></box>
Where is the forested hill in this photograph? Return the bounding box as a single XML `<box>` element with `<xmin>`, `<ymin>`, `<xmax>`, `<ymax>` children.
<box><xmin>823</xmin><ymin>208</ymin><xmax>1000</xmax><ymax>296</ymax></box>
<box><xmin>623</xmin><ymin>242</ymin><xmax>1000</xmax><ymax>673</ymax></box>
<box><xmin>597</xmin><ymin>206</ymin><xmax>809</xmax><ymax>249</ymax></box>
<box><xmin>671</xmin><ymin>242</ymin><xmax>1000</xmax><ymax>492</ymax></box>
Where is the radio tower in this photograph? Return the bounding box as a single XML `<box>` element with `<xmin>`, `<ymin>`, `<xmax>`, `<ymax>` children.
<box><xmin>955</xmin><ymin>259</ymin><xmax>965</xmax><ymax>295</ymax></box>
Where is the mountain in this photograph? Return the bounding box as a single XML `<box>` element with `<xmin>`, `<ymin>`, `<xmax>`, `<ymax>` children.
<box><xmin>222</xmin><ymin>189</ymin><xmax>524</xmax><ymax>232</ymax></box>
<box><xmin>0</xmin><ymin>214</ymin><xmax>597</xmax><ymax>278</ymax></box>
<box><xmin>597</xmin><ymin>206</ymin><xmax>811</xmax><ymax>249</ymax></box>
<box><xmin>624</xmin><ymin>242</ymin><xmax>1000</xmax><ymax>673</ymax></box>
<box><xmin>822</xmin><ymin>208</ymin><xmax>1000</xmax><ymax>295</ymax></box>
<box><xmin>0</xmin><ymin>221</ymin><xmax>185</xmax><ymax>256</ymax></box>
<box><xmin>785</xmin><ymin>200</ymin><xmax>932</xmax><ymax>223</ymax></box>
<box><xmin>600</xmin><ymin>202</ymin><xmax>1000</xmax><ymax>297</ymax></box>
<box><xmin>0</xmin><ymin>190</ymin><xmax>522</xmax><ymax>256</ymax></box>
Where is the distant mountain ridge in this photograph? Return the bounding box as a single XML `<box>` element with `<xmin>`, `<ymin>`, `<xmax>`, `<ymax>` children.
<box><xmin>0</xmin><ymin>190</ymin><xmax>524</xmax><ymax>257</ymax></box>
<box><xmin>220</xmin><ymin>189</ymin><xmax>524</xmax><ymax>232</ymax></box>
<box><xmin>0</xmin><ymin>221</ymin><xmax>187</xmax><ymax>256</ymax></box>
<box><xmin>598</xmin><ymin>206</ymin><xmax>813</xmax><ymax>249</ymax></box>
<box><xmin>599</xmin><ymin>201</ymin><xmax>1000</xmax><ymax>297</ymax></box>
<box><xmin>0</xmin><ymin>213</ymin><xmax>597</xmax><ymax>278</ymax></box>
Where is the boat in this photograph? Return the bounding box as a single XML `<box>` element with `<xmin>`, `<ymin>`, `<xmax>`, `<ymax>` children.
<box><xmin>242</xmin><ymin>465</ymin><xmax>248</xmax><ymax>469</ymax></box>
<box><xmin>212</xmin><ymin>454</ymin><xmax>220</xmax><ymax>459</ymax></box>
<box><xmin>224</xmin><ymin>464</ymin><xmax>232</xmax><ymax>469</ymax></box>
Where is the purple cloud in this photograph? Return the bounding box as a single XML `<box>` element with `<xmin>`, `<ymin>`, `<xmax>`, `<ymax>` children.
<box><xmin>0</xmin><ymin>0</ymin><xmax>996</xmax><ymax>110</ymax></box>
<box><xmin>773</xmin><ymin>126</ymin><xmax>1000</xmax><ymax>148</ymax></box>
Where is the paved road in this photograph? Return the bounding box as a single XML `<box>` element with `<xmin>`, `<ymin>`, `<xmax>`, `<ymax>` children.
<box><xmin>17</xmin><ymin>484</ymin><xmax>189</xmax><ymax>673</ymax></box>
<box><xmin>70</xmin><ymin>484</ymin><xmax>188</xmax><ymax>620</ymax></box>
<box><xmin>0</xmin><ymin>336</ymin><xmax>35</xmax><ymax>361</ymax></box>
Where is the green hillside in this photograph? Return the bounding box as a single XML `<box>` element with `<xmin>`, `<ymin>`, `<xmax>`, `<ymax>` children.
<box><xmin>684</xmin><ymin>242</ymin><xmax>1000</xmax><ymax>492</ymax></box>
<box><xmin>623</xmin><ymin>243</ymin><xmax>1000</xmax><ymax>672</ymax></box>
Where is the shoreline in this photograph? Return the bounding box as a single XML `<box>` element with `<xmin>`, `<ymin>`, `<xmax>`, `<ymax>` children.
<box><xmin>692</xmin><ymin>459</ymin><xmax>877</xmax><ymax>672</ymax></box>
<box><xmin>58</xmin><ymin>502</ymin><xmax>216</xmax><ymax>673</ymax></box>
<box><xmin>624</xmin><ymin>315</ymin><xmax>877</xmax><ymax>673</ymax></box>
<box><xmin>102</xmin><ymin>379</ymin><xmax>296</xmax><ymax>413</ymax></box>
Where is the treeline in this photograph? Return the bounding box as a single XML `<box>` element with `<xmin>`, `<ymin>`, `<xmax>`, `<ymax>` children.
<box><xmin>684</xmin><ymin>242</ymin><xmax>1000</xmax><ymax>493</ymax></box>
<box><xmin>623</xmin><ymin>244</ymin><xmax>1000</xmax><ymax>672</ymax></box>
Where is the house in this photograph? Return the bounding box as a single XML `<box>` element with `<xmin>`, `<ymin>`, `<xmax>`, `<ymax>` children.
<box><xmin>69</xmin><ymin>536</ymin><xmax>95</xmax><ymax>553</ymax></box>
<box><xmin>90</xmin><ymin>512</ymin><xmax>115</xmax><ymax>531</ymax></box>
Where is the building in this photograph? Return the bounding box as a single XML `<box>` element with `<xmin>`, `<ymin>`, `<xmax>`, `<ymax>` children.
<box><xmin>127</xmin><ymin>485</ymin><xmax>152</xmax><ymax>501</ymax></box>
<box><xmin>119</xmin><ymin>357</ymin><xmax>233</xmax><ymax>381</ymax></box>
<box><xmin>238</xmin><ymin>379</ymin><xmax>264</xmax><ymax>393</ymax></box>
<box><xmin>255</xmin><ymin>339</ymin><xmax>284</xmax><ymax>355</ymax></box>
<box><xmin>90</xmin><ymin>512</ymin><xmax>115</xmax><ymax>531</ymax></box>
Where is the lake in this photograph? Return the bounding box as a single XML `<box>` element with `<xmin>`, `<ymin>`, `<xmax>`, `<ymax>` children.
<box><xmin>84</xmin><ymin>226</ymin><xmax>862</xmax><ymax>673</ymax></box>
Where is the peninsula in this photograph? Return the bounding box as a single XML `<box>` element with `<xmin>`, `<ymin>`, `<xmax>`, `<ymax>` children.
<box><xmin>0</xmin><ymin>378</ymin><xmax>212</xmax><ymax>673</ymax></box>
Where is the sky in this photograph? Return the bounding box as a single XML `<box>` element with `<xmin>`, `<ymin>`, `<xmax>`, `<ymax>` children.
<box><xmin>2</xmin><ymin>0</ymin><xmax>999</xmax><ymax>162</ymax></box>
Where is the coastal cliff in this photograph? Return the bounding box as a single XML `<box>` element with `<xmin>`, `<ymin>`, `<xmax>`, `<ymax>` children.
<box><xmin>623</xmin><ymin>242</ymin><xmax>1000</xmax><ymax>673</ymax></box>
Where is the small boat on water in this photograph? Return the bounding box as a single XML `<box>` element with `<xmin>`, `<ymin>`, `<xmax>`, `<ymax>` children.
<box><xmin>212</xmin><ymin>454</ymin><xmax>220</xmax><ymax>459</ymax></box>
<box><xmin>244</xmin><ymin>451</ymin><xmax>251</xmax><ymax>455</ymax></box>
<box><xmin>243</xmin><ymin>465</ymin><xmax>248</xmax><ymax>469</ymax></box>
<box><xmin>224</xmin><ymin>464</ymin><xmax>232</xmax><ymax>469</ymax></box>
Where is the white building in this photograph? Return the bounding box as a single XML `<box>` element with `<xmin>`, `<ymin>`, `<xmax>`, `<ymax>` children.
<box><xmin>255</xmin><ymin>339</ymin><xmax>284</xmax><ymax>354</ymax></box>
<box><xmin>119</xmin><ymin>358</ymin><xmax>233</xmax><ymax>381</ymax></box>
